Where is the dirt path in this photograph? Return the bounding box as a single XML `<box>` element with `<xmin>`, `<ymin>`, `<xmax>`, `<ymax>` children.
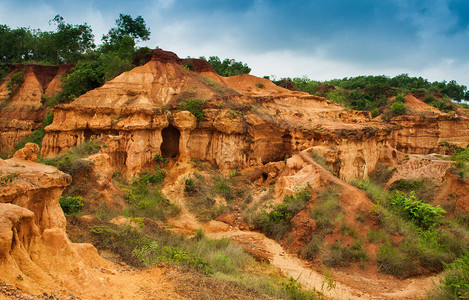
<box><xmin>209</xmin><ymin>230</ymin><xmax>370</xmax><ymax>299</ymax></box>
<box><xmin>208</xmin><ymin>230</ymin><xmax>438</xmax><ymax>300</ymax></box>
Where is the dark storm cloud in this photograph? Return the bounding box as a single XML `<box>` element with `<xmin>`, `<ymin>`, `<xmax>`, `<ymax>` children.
<box><xmin>1</xmin><ymin>0</ymin><xmax>468</xmax><ymax>85</ymax></box>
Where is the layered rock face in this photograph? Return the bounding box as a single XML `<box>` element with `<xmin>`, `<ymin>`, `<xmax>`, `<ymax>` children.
<box><xmin>0</xmin><ymin>64</ymin><xmax>71</xmax><ymax>154</ymax></box>
<box><xmin>39</xmin><ymin>49</ymin><xmax>468</xmax><ymax>180</ymax></box>
<box><xmin>0</xmin><ymin>145</ymin><xmax>113</xmax><ymax>296</ymax></box>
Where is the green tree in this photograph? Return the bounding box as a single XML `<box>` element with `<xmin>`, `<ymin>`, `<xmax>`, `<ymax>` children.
<box><xmin>102</xmin><ymin>14</ymin><xmax>150</xmax><ymax>48</ymax></box>
<box><xmin>202</xmin><ymin>56</ymin><xmax>251</xmax><ymax>77</ymax></box>
<box><xmin>49</xmin><ymin>15</ymin><xmax>95</xmax><ymax>63</ymax></box>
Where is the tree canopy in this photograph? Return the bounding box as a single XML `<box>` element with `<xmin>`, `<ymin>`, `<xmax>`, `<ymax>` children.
<box><xmin>201</xmin><ymin>56</ymin><xmax>251</xmax><ymax>77</ymax></box>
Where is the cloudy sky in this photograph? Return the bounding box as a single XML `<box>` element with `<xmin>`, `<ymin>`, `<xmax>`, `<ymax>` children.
<box><xmin>1</xmin><ymin>0</ymin><xmax>468</xmax><ymax>86</ymax></box>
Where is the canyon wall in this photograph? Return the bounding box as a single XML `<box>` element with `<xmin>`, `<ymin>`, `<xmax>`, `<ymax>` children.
<box><xmin>0</xmin><ymin>64</ymin><xmax>71</xmax><ymax>154</ymax></box>
<box><xmin>36</xmin><ymin>49</ymin><xmax>469</xmax><ymax>180</ymax></box>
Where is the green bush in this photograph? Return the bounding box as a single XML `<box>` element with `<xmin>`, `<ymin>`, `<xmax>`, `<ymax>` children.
<box><xmin>256</xmin><ymin>82</ymin><xmax>265</xmax><ymax>88</ymax></box>
<box><xmin>377</xmin><ymin>242</ymin><xmax>418</xmax><ymax>278</ymax></box>
<box><xmin>59</xmin><ymin>196</ymin><xmax>84</xmax><ymax>214</ymax></box>
<box><xmin>255</xmin><ymin>188</ymin><xmax>312</xmax><ymax>241</ymax></box>
<box><xmin>390</xmin><ymin>101</ymin><xmax>407</xmax><ymax>116</ymax></box>
<box><xmin>132</xmin><ymin>241</ymin><xmax>212</xmax><ymax>274</ymax></box>
<box><xmin>153</xmin><ymin>153</ymin><xmax>169</xmax><ymax>165</ymax></box>
<box><xmin>178</xmin><ymin>99</ymin><xmax>205</xmax><ymax>120</ymax></box>
<box><xmin>6</xmin><ymin>70</ymin><xmax>24</xmax><ymax>98</ymax></box>
<box><xmin>214</xmin><ymin>179</ymin><xmax>234</xmax><ymax>201</ymax></box>
<box><xmin>452</xmin><ymin>148</ymin><xmax>469</xmax><ymax>167</ymax></box>
<box><xmin>40</xmin><ymin>139</ymin><xmax>101</xmax><ymax>175</ymax></box>
<box><xmin>0</xmin><ymin>172</ymin><xmax>19</xmax><ymax>185</ymax></box>
<box><xmin>436</xmin><ymin>251</ymin><xmax>469</xmax><ymax>299</ymax></box>
<box><xmin>395</xmin><ymin>93</ymin><xmax>406</xmax><ymax>102</ymax></box>
<box><xmin>123</xmin><ymin>168</ymin><xmax>179</xmax><ymax>221</ymax></box>
<box><xmin>389</xmin><ymin>190</ymin><xmax>445</xmax><ymax>229</ymax></box>
<box><xmin>312</xmin><ymin>185</ymin><xmax>341</xmax><ymax>229</ymax></box>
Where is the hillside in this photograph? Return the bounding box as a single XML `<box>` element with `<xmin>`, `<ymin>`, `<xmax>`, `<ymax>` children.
<box><xmin>0</xmin><ymin>49</ymin><xmax>469</xmax><ymax>299</ymax></box>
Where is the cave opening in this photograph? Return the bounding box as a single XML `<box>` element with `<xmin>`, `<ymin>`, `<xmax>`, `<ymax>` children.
<box><xmin>161</xmin><ymin>125</ymin><xmax>181</xmax><ymax>158</ymax></box>
<box><xmin>83</xmin><ymin>129</ymin><xmax>93</xmax><ymax>141</ymax></box>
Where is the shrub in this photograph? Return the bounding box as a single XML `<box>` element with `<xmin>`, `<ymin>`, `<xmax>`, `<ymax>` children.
<box><xmin>256</xmin><ymin>82</ymin><xmax>265</xmax><ymax>88</ymax></box>
<box><xmin>312</xmin><ymin>185</ymin><xmax>341</xmax><ymax>229</ymax></box>
<box><xmin>377</xmin><ymin>242</ymin><xmax>418</xmax><ymax>278</ymax></box>
<box><xmin>395</xmin><ymin>93</ymin><xmax>406</xmax><ymax>102</ymax></box>
<box><xmin>389</xmin><ymin>190</ymin><xmax>445</xmax><ymax>229</ymax></box>
<box><xmin>436</xmin><ymin>251</ymin><xmax>469</xmax><ymax>299</ymax></box>
<box><xmin>184</xmin><ymin>178</ymin><xmax>197</xmax><ymax>194</ymax></box>
<box><xmin>214</xmin><ymin>179</ymin><xmax>234</xmax><ymax>201</ymax></box>
<box><xmin>59</xmin><ymin>196</ymin><xmax>84</xmax><ymax>214</ymax></box>
<box><xmin>153</xmin><ymin>153</ymin><xmax>169</xmax><ymax>165</ymax></box>
<box><xmin>300</xmin><ymin>236</ymin><xmax>322</xmax><ymax>260</ymax></box>
<box><xmin>123</xmin><ymin>169</ymin><xmax>178</xmax><ymax>221</ymax></box>
<box><xmin>350</xmin><ymin>178</ymin><xmax>388</xmax><ymax>204</ymax></box>
<box><xmin>40</xmin><ymin>139</ymin><xmax>101</xmax><ymax>175</ymax></box>
<box><xmin>255</xmin><ymin>188</ymin><xmax>312</xmax><ymax>241</ymax></box>
<box><xmin>178</xmin><ymin>99</ymin><xmax>205</xmax><ymax>120</ymax></box>
<box><xmin>184</xmin><ymin>175</ymin><xmax>228</xmax><ymax>221</ymax></box>
<box><xmin>390</xmin><ymin>101</ymin><xmax>407</xmax><ymax>116</ymax></box>
<box><xmin>0</xmin><ymin>172</ymin><xmax>19</xmax><ymax>185</ymax></box>
<box><xmin>132</xmin><ymin>241</ymin><xmax>212</xmax><ymax>274</ymax></box>
<box><xmin>182</xmin><ymin>62</ymin><xmax>194</xmax><ymax>71</ymax></box>
<box><xmin>6</xmin><ymin>70</ymin><xmax>24</xmax><ymax>98</ymax></box>
<box><xmin>452</xmin><ymin>148</ymin><xmax>469</xmax><ymax>167</ymax></box>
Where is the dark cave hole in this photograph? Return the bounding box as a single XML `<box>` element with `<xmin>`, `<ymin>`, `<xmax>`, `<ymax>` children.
<box><xmin>161</xmin><ymin>125</ymin><xmax>181</xmax><ymax>158</ymax></box>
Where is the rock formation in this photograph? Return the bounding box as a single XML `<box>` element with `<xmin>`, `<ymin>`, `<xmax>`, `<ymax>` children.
<box><xmin>39</xmin><ymin>49</ymin><xmax>453</xmax><ymax>180</ymax></box>
<box><xmin>0</xmin><ymin>64</ymin><xmax>72</xmax><ymax>154</ymax></box>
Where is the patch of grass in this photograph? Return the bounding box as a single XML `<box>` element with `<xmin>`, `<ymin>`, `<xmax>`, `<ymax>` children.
<box><xmin>178</xmin><ymin>98</ymin><xmax>205</xmax><ymax>120</ymax></box>
<box><xmin>254</xmin><ymin>187</ymin><xmax>312</xmax><ymax>241</ymax></box>
<box><xmin>311</xmin><ymin>185</ymin><xmax>341</xmax><ymax>230</ymax></box>
<box><xmin>433</xmin><ymin>251</ymin><xmax>469</xmax><ymax>299</ymax></box>
<box><xmin>213</xmin><ymin>178</ymin><xmax>237</xmax><ymax>201</ymax></box>
<box><xmin>368</xmin><ymin>164</ymin><xmax>395</xmax><ymax>186</ymax></box>
<box><xmin>0</xmin><ymin>172</ymin><xmax>20</xmax><ymax>185</ymax></box>
<box><xmin>198</xmin><ymin>75</ymin><xmax>239</xmax><ymax>97</ymax></box>
<box><xmin>123</xmin><ymin>168</ymin><xmax>179</xmax><ymax>221</ymax></box>
<box><xmin>300</xmin><ymin>236</ymin><xmax>322</xmax><ymax>260</ymax></box>
<box><xmin>390</xmin><ymin>179</ymin><xmax>435</xmax><ymax>203</ymax></box>
<box><xmin>366</xmin><ymin>229</ymin><xmax>388</xmax><ymax>243</ymax></box>
<box><xmin>322</xmin><ymin>240</ymin><xmax>368</xmax><ymax>268</ymax></box>
<box><xmin>153</xmin><ymin>153</ymin><xmax>169</xmax><ymax>165</ymax></box>
<box><xmin>377</xmin><ymin>242</ymin><xmax>418</xmax><ymax>278</ymax></box>
<box><xmin>350</xmin><ymin>178</ymin><xmax>388</xmax><ymax>204</ymax></box>
<box><xmin>310</xmin><ymin>151</ymin><xmax>333</xmax><ymax>173</ymax></box>
<box><xmin>15</xmin><ymin>112</ymin><xmax>54</xmax><ymax>151</ymax></box>
<box><xmin>40</xmin><ymin>139</ymin><xmax>101</xmax><ymax>175</ymax></box>
<box><xmin>184</xmin><ymin>174</ymin><xmax>231</xmax><ymax>222</ymax></box>
<box><xmin>6</xmin><ymin>70</ymin><xmax>24</xmax><ymax>98</ymax></box>
<box><xmin>452</xmin><ymin>147</ymin><xmax>469</xmax><ymax>168</ymax></box>
<box><xmin>59</xmin><ymin>196</ymin><xmax>84</xmax><ymax>214</ymax></box>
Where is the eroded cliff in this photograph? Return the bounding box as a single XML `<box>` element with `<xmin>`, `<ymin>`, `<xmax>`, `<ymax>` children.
<box><xmin>39</xmin><ymin>49</ymin><xmax>425</xmax><ymax>180</ymax></box>
<box><xmin>0</xmin><ymin>64</ymin><xmax>71</xmax><ymax>154</ymax></box>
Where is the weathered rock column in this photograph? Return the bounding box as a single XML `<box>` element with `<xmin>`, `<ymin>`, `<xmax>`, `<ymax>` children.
<box><xmin>172</xmin><ymin>111</ymin><xmax>197</xmax><ymax>159</ymax></box>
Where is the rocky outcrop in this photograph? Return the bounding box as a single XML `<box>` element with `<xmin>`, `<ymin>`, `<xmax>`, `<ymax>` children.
<box><xmin>38</xmin><ymin>50</ymin><xmax>395</xmax><ymax>179</ymax></box>
<box><xmin>0</xmin><ymin>152</ymin><xmax>100</xmax><ymax>295</ymax></box>
<box><xmin>38</xmin><ymin>49</ymin><xmax>469</xmax><ymax>180</ymax></box>
<box><xmin>0</xmin><ymin>64</ymin><xmax>71</xmax><ymax>154</ymax></box>
<box><xmin>390</xmin><ymin>114</ymin><xmax>469</xmax><ymax>154</ymax></box>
